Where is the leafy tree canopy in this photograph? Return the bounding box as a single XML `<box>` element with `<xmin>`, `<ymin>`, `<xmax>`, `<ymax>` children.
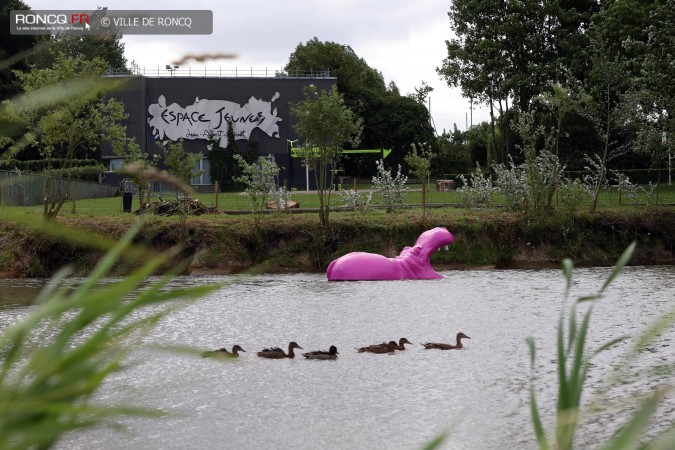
<box><xmin>285</xmin><ymin>37</ymin><xmax>387</xmax><ymax>102</ymax></box>
<box><xmin>28</xmin><ymin>8</ymin><xmax>127</xmax><ymax>70</ymax></box>
<box><xmin>0</xmin><ymin>0</ymin><xmax>37</xmax><ymax>99</ymax></box>
<box><xmin>286</xmin><ymin>38</ymin><xmax>436</xmax><ymax>177</ymax></box>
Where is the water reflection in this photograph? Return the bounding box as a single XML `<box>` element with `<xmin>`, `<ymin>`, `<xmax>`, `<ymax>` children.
<box><xmin>1</xmin><ymin>266</ymin><xmax>673</xmax><ymax>449</ymax></box>
<box><xmin>0</xmin><ymin>279</ymin><xmax>46</xmax><ymax>307</ymax></box>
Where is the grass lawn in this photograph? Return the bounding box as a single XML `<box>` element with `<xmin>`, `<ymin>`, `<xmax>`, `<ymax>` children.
<box><xmin>3</xmin><ymin>183</ymin><xmax>674</xmax><ymax>218</ymax></box>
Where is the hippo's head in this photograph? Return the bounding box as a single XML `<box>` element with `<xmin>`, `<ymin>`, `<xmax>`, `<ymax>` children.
<box><xmin>413</xmin><ymin>227</ymin><xmax>454</xmax><ymax>258</ymax></box>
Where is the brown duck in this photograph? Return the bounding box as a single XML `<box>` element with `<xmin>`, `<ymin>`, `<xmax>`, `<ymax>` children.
<box><xmin>303</xmin><ymin>345</ymin><xmax>339</xmax><ymax>360</ymax></box>
<box><xmin>392</xmin><ymin>337</ymin><xmax>413</xmax><ymax>350</ymax></box>
<box><xmin>357</xmin><ymin>340</ymin><xmax>399</xmax><ymax>354</ymax></box>
<box><xmin>202</xmin><ymin>344</ymin><xmax>246</xmax><ymax>358</ymax></box>
<box><xmin>256</xmin><ymin>341</ymin><xmax>303</xmax><ymax>359</ymax></box>
<box><xmin>421</xmin><ymin>332</ymin><xmax>471</xmax><ymax>350</ymax></box>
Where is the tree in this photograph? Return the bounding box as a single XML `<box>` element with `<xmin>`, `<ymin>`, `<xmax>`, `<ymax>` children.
<box><xmin>366</xmin><ymin>95</ymin><xmax>436</xmax><ymax>171</ymax></box>
<box><xmin>438</xmin><ymin>0</ymin><xmax>511</xmax><ymax>163</ymax></box>
<box><xmin>285</xmin><ymin>37</ymin><xmax>387</xmax><ymax>102</ymax></box>
<box><xmin>4</xmin><ymin>54</ymin><xmax>128</xmax><ymax>220</ymax></box>
<box><xmin>0</xmin><ymin>0</ymin><xmax>37</xmax><ymax>99</ymax></box>
<box><xmin>438</xmin><ymin>0</ymin><xmax>601</xmax><ymax>165</ymax></box>
<box><xmin>285</xmin><ymin>38</ymin><xmax>434</xmax><ymax>179</ymax></box>
<box><xmin>290</xmin><ymin>84</ymin><xmax>363</xmax><ymax>228</ymax></box>
<box><xmin>615</xmin><ymin>0</ymin><xmax>675</xmax><ymax>177</ymax></box>
<box><xmin>156</xmin><ymin>139</ymin><xmax>202</xmax><ymax>187</ymax></box>
<box><xmin>583</xmin><ymin>47</ymin><xmax>628</xmax><ymax>213</ymax></box>
<box><xmin>510</xmin><ymin>110</ymin><xmax>563</xmax><ymax>214</ymax></box>
<box><xmin>233</xmin><ymin>154</ymin><xmax>281</xmax><ymax>230</ymax></box>
<box><xmin>536</xmin><ymin>83</ymin><xmax>584</xmax><ymax>206</ymax></box>
<box><xmin>372</xmin><ymin>159</ymin><xmax>408</xmax><ymax>213</ymax></box>
<box><xmin>206</xmin><ymin>130</ymin><xmax>227</xmax><ymax>189</ymax></box>
<box><xmin>435</xmin><ymin>126</ymin><xmax>472</xmax><ymax>176</ymax></box>
<box><xmin>405</xmin><ymin>142</ymin><xmax>434</xmax><ymax>219</ymax></box>
<box><xmin>116</xmin><ymin>138</ymin><xmax>154</xmax><ymax>210</ymax></box>
<box><xmin>28</xmin><ymin>8</ymin><xmax>127</xmax><ymax>70</ymax></box>
<box><xmin>408</xmin><ymin>81</ymin><xmax>434</xmax><ymax>105</ymax></box>
<box><xmin>206</xmin><ymin>122</ymin><xmax>245</xmax><ymax>191</ymax></box>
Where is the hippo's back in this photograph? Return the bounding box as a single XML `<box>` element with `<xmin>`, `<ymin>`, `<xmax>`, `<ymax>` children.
<box><xmin>326</xmin><ymin>252</ymin><xmax>403</xmax><ymax>281</ymax></box>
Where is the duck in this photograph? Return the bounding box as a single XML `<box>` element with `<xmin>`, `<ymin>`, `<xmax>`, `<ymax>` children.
<box><xmin>422</xmin><ymin>332</ymin><xmax>471</xmax><ymax>350</ymax></box>
<box><xmin>356</xmin><ymin>340</ymin><xmax>399</xmax><ymax>354</ymax></box>
<box><xmin>256</xmin><ymin>341</ymin><xmax>303</xmax><ymax>359</ymax></box>
<box><xmin>201</xmin><ymin>344</ymin><xmax>246</xmax><ymax>358</ymax></box>
<box><xmin>392</xmin><ymin>337</ymin><xmax>413</xmax><ymax>350</ymax></box>
<box><xmin>302</xmin><ymin>345</ymin><xmax>339</xmax><ymax>360</ymax></box>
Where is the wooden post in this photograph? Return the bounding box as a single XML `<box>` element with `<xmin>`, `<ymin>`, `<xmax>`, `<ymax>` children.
<box><xmin>284</xmin><ymin>179</ymin><xmax>289</xmax><ymax>213</ymax></box>
<box><xmin>618</xmin><ymin>187</ymin><xmax>622</xmax><ymax>206</ymax></box>
<box><xmin>354</xmin><ymin>177</ymin><xmax>358</xmax><ymax>192</ymax></box>
<box><xmin>215</xmin><ymin>181</ymin><xmax>219</xmax><ymax>209</ymax></box>
<box><xmin>71</xmin><ymin>181</ymin><xmax>76</xmax><ymax>214</ymax></box>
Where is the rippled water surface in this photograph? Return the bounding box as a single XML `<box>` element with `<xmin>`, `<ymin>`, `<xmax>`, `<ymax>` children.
<box><xmin>1</xmin><ymin>266</ymin><xmax>674</xmax><ymax>449</ymax></box>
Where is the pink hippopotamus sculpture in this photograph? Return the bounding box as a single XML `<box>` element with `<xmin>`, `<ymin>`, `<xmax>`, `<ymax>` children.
<box><xmin>326</xmin><ymin>227</ymin><xmax>454</xmax><ymax>281</ymax></box>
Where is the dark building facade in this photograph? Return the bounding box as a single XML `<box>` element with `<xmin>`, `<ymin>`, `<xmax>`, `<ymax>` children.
<box><xmin>102</xmin><ymin>75</ymin><xmax>336</xmax><ymax>190</ymax></box>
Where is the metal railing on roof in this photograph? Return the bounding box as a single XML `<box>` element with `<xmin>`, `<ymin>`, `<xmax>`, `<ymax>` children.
<box><xmin>106</xmin><ymin>66</ymin><xmax>333</xmax><ymax>79</ymax></box>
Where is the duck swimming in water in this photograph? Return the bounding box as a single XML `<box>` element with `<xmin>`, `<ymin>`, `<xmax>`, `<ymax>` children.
<box><xmin>202</xmin><ymin>344</ymin><xmax>246</xmax><ymax>358</ymax></box>
<box><xmin>302</xmin><ymin>345</ymin><xmax>339</xmax><ymax>360</ymax></box>
<box><xmin>392</xmin><ymin>337</ymin><xmax>413</xmax><ymax>350</ymax></box>
<box><xmin>422</xmin><ymin>332</ymin><xmax>471</xmax><ymax>350</ymax></box>
<box><xmin>256</xmin><ymin>341</ymin><xmax>303</xmax><ymax>359</ymax></box>
<box><xmin>357</xmin><ymin>340</ymin><xmax>399</xmax><ymax>354</ymax></box>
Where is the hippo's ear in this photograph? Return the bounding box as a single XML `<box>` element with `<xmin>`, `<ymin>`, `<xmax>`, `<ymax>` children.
<box><xmin>410</xmin><ymin>246</ymin><xmax>422</xmax><ymax>256</ymax></box>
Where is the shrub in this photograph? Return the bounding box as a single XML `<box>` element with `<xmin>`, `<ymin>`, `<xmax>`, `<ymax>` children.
<box><xmin>339</xmin><ymin>189</ymin><xmax>372</xmax><ymax>212</ymax></box>
<box><xmin>372</xmin><ymin>159</ymin><xmax>408</xmax><ymax>212</ymax></box>
<box><xmin>457</xmin><ymin>163</ymin><xmax>494</xmax><ymax>208</ymax></box>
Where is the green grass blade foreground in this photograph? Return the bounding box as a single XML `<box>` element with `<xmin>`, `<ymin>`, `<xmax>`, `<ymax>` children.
<box><xmin>527</xmin><ymin>241</ymin><xmax>675</xmax><ymax>449</ymax></box>
<box><xmin>0</xmin><ymin>221</ymin><xmax>223</xmax><ymax>450</ymax></box>
<box><xmin>526</xmin><ymin>336</ymin><xmax>550</xmax><ymax>450</ymax></box>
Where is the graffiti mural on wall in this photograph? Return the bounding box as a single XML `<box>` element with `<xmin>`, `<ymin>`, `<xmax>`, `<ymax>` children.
<box><xmin>147</xmin><ymin>92</ymin><xmax>282</xmax><ymax>146</ymax></box>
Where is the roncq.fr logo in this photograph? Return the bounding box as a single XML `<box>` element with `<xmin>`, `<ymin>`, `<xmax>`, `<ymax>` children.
<box><xmin>14</xmin><ymin>13</ymin><xmax>90</xmax><ymax>26</ymax></box>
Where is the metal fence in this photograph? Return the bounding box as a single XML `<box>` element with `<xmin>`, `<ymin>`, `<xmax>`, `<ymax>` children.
<box><xmin>0</xmin><ymin>170</ymin><xmax>119</xmax><ymax>207</ymax></box>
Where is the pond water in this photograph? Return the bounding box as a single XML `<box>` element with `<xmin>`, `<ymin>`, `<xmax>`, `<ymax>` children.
<box><xmin>1</xmin><ymin>266</ymin><xmax>674</xmax><ymax>449</ymax></box>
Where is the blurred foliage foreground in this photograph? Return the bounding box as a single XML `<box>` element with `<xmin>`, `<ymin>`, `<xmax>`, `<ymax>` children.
<box><xmin>0</xmin><ymin>221</ymin><xmax>221</xmax><ymax>450</ymax></box>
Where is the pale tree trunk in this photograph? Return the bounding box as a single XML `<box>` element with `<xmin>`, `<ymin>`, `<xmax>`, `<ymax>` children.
<box><xmin>590</xmin><ymin>82</ymin><xmax>611</xmax><ymax>213</ymax></box>
<box><xmin>45</xmin><ymin>140</ymin><xmax>75</xmax><ymax>220</ymax></box>
<box><xmin>489</xmin><ymin>96</ymin><xmax>498</xmax><ymax>166</ymax></box>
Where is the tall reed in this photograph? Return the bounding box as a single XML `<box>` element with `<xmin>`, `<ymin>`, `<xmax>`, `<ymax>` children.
<box><xmin>527</xmin><ymin>242</ymin><xmax>675</xmax><ymax>449</ymax></box>
<box><xmin>0</xmin><ymin>222</ymin><xmax>221</xmax><ymax>449</ymax></box>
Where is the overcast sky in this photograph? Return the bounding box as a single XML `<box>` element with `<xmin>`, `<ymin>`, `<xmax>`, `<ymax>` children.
<box><xmin>25</xmin><ymin>0</ymin><xmax>491</xmax><ymax>133</ymax></box>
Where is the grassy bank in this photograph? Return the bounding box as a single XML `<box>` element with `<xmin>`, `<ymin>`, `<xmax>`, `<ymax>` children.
<box><xmin>1</xmin><ymin>206</ymin><xmax>673</xmax><ymax>278</ymax></box>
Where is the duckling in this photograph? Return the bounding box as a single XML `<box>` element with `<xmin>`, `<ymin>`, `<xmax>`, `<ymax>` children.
<box><xmin>202</xmin><ymin>344</ymin><xmax>246</xmax><ymax>358</ymax></box>
<box><xmin>302</xmin><ymin>345</ymin><xmax>339</xmax><ymax>360</ymax></box>
<box><xmin>256</xmin><ymin>341</ymin><xmax>303</xmax><ymax>359</ymax></box>
<box><xmin>357</xmin><ymin>340</ymin><xmax>399</xmax><ymax>353</ymax></box>
<box><xmin>422</xmin><ymin>332</ymin><xmax>471</xmax><ymax>350</ymax></box>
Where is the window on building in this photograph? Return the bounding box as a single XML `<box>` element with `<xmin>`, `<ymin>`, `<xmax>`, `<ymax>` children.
<box><xmin>107</xmin><ymin>158</ymin><xmax>125</xmax><ymax>172</ymax></box>
<box><xmin>191</xmin><ymin>157</ymin><xmax>211</xmax><ymax>185</ymax></box>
